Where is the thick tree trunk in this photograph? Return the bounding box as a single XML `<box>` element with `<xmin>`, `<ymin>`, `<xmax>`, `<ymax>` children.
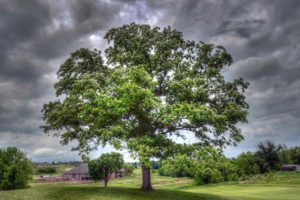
<box><xmin>141</xmin><ymin>165</ymin><xmax>153</xmax><ymax>191</ymax></box>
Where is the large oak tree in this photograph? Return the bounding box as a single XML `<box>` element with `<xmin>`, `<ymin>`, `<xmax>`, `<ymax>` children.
<box><xmin>42</xmin><ymin>23</ymin><xmax>249</xmax><ymax>191</ymax></box>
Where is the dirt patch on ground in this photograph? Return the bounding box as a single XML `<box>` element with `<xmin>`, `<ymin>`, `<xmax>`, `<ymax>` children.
<box><xmin>153</xmin><ymin>179</ymin><xmax>191</xmax><ymax>187</ymax></box>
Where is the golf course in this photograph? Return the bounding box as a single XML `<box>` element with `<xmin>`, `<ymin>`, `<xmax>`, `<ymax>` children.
<box><xmin>1</xmin><ymin>169</ymin><xmax>299</xmax><ymax>200</ymax></box>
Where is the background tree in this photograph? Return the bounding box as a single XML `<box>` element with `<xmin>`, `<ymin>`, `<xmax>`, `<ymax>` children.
<box><xmin>159</xmin><ymin>155</ymin><xmax>195</xmax><ymax>177</ymax></box>
<box><xmin>278</xmin><ymin>145</ymin><xmax>293</xmax><ymax>165</ymax></box>
<box><xmin>123</xmin><ymin>163</ymin><xmax>134</xmax><ymax>176</ymax></box>
<box><xmin>42</xmin><ymin>23</ymin><xmax>249</xmax><ymax>191</ymax></box>
<box><xmin>256</xmin><ymin>140</ymin><xmax>282</xmax><ymax>173</ymax></box>
<box><xmin>35</xmin><ymin>166</ymin><xmax>57</xmax><ymax>174</ymax></box>
<box><xmin>88</xmin><ymin>152</ymin><xmax>123</xmax><ymax>187</ymax></box>
<box><xmin>195</xmin><ymin>163</ymin><xmax>223</xmax><ymax>185</ymax></box>
<box><xmin>289</xmin><ymin>147</ymin><xmax>300</xmax><ymax>164</ymax></box>
<box><xmin>0</xmin><ymin>147</ymin><xmax>32</xmax><ymax>190</ymax></box>
<box><xmin>236</xmin><ymin>152</ymin><xmax>259</xmax><ymax>178</ymax></box>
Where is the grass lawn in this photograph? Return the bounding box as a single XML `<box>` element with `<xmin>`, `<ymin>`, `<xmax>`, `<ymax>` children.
<box><xmin>1</xmin><ymin>170</ymin><xmax>300</xmax><ymax>200</ymax></box>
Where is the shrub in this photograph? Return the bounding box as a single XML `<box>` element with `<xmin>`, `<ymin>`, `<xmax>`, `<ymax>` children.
<box><xmin>0</xmin><ymin>147</ymin><xmax>32</xmax><ymax>190</ymax></box>
<box><xmin>159</xmin><ymin>155</ymin><xmax>195</xmax><ymax>178</ymax></box>
<box><xmin>236</xmin><ymin>152</ymin><xmax>259</xmax><ymax>177</ymax></box>
<box><xmin>218</xmin><ymin>160</ymin><xmax>239</xmax><ymax>182</ymax></box>
<box><xmin>123</xmin><ymin>163</ymin><xmax>134</xmax><ymax>175</ymax></box>
<box><xmin>195</xmin><ymin>166</ymin><xmax>223</xmax><ymax>185</ymax></box>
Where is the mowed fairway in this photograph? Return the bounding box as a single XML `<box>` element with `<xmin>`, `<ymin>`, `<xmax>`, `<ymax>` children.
<box><xmin>1</xmin><ymin>170</ymin><xmax>300</xmax><ymax>200</ymax></box>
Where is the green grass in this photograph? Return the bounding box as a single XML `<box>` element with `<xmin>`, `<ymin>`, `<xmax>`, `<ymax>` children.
<box><xmin>240</xmin><ymin>171</ymin><xmax>300</xmax><ymax>184</ymax></box>
<box><xmin>1</xmin><ymin>170</ymin><xmax>300</xmax><ymax>200</ymax></box>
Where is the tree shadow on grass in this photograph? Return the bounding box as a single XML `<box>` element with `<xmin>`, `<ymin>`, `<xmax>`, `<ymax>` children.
<box><xmin>45</xmin><ymin>185</ymin><xmax>228</xmax><ymax>200</ymax></box>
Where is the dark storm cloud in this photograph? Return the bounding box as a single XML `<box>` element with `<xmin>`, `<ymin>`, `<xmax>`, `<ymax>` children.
<box><xmin>121</xmin><ymin>0</ymin><xmax>300</xmax><ymax>155</ymax></box>
<box><xmin>0</xmin><ymin>0</ymin><xmax>122</xmax><ymax>161</ymax></box>
<box><xmin>178</xmin><ymin>0</ymin><xmax>300</xmax><ymax>154</ymax></box>
<box><xmin>0</xmin><ymin>0</ymin><xmax>299</xmax><ymax>160</ymax></box>
<box><xmin>0</xmin><ymin>0</ymin><xmax>51</xmax><ymax>81</ymax></box>
<box><xmin>217</xmin><ymin>19</ymin><xmax>266</xmax><ymax>38</ymax></box>
<box><xmin>0</xmin><ymin>0</ymin><xmax>52</xmax><ymax>137</ymax></box>
<box><xmin>30</xmin><ymin>0</ymin><xmax>121</xmax><ymax>60</ymax></box>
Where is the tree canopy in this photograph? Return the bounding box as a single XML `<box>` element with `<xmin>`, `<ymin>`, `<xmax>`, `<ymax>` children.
<box><xmin>42</xmin><ymin>23</ymin><xmax>249</xmax><ymax>190</ymax></box>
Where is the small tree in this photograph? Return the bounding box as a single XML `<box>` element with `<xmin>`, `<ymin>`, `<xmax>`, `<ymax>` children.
<box><xmin>0</xmin><ymin>147</ymin><xmax>32</xmax><ymax>190</ymax></box>
<box><xmin>42</xmin><ymin>23</ymin><xmax>249</xmax><ymax>191</ymax></box>
<box><xmin>88</xmin><ymin>152</ymin><xmax>123</xmax><ymax>187</ymax></box>
<box><xmin>256</xmin><ymin>140</ymin><xmax>282</xmax><ymax>173</ymax></box>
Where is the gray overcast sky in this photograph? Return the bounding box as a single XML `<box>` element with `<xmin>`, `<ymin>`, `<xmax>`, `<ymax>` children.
<box><xmin>0</xmin><ymin>0</ymin><xmax>299</xmax><ymax>162</ymax></box>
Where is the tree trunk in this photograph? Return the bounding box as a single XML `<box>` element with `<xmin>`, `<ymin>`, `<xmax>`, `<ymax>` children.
<box><xmin>104</xmin><ymin>179</ymin><xmax>108</xmax><ymax>188</ymax></box>
<box><xmin>141</xmin><ymin>165</ymin><xmax>153</xmax><ymax>191</ymax></box>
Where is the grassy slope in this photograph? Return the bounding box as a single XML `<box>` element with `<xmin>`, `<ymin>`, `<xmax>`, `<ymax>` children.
<box><xmin>185</xmin><ymin>172</ymin><xmax>300</xmax><ymax>200</ymax></box>
<box><xmin>1</xmin><ymin>170</ymin><xmax>300</xmax><ymax>200</ymax></box>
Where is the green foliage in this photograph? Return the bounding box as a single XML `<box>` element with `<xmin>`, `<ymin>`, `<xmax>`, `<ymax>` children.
<box><xmin>159</xmin><ymin>155</ymin><xmax>195</xmax><ymax>178</ymax></box>
<box><xmin>42</xmin><ymin>23</ymin><xmax>249</xmax><ymax>161</ymax></box>
<box><xmin>256</xmin><ymin>141</ymin><xmax>281</xmax><ymax>173</ymax></box>
<box><xmin>123</xmin><ymin>163</ymin><xmax>134</xmax><ymax>175</ymax></box>
<box><xmin>279</xmin><ymin>147</ymin><xmax>293</xmax><ymax>164</ymax></box>
<box><xmin>279</xmin><ymin>146</ymin><xmax>300</xmax><ymax>165</ymax></box>
<box><xmin>36</xmin><ymin>166</ymin><xmax>57</xmax><ymax>174</ymax></box>
<box><xmin>159</xmin><ymin>147</ymin><xmax>239</xmax><ymax>185</ymax></box>
<box><xmin>235</xmin><ymin>142</ymin><xmax>300</xmax><ymax>177</ymax></box>
<box><xmin>194</xmin><ymin>150</ymin><xmax>238</xmax><ymax>185</ymax></box>
<box><xmin>0</xmin><ymin>147</ymin><xmax>32</xmax><ymax>190</ymax></box>
<box><xmin>236</xmin><ymin>152</ymin><xmax>259</xmax><ymax>177</ymax></box>
<box><xmin>41</xmin><ymin>23</ymin><xmax>249</xmax><ymax>189</ymax></box>
<box><xmin>290</xmin><ymin>147</ymin><xmax>300</xmax><ymax>164</ymax></box>
<box><xmin>131</xmin><ymin>162</ymin><xmax>139</xmax><ymax>169</ymax></box>
<box><xmin>217</xmin><ymin>159</ymin><xmax>239</xmax><ymax>182</ymax></box>
<box><xmin>195</xmin><ymin>166</ymin><xmax>223</xmax><ymax>185</ymax></box>
<box><xmin>88</xmin><ymin>152</ymin><xmax>124</xmax><ymax>187</ymax></box>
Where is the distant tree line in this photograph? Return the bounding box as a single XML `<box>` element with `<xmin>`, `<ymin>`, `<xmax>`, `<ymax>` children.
<box><xmin>159</xmin><ymin>141</ymin><xmax>300</xmax><ymax>185</ymax></box>
<box><xmin>35</xmin><ymin>166</ymin><xmax>57</xmax><ymax>174</ymax></box>
<box><xmin>33</xmin><ymin>161</ymin><xmax>81</xmax><ymax>165</ymax></box>
<box><xmin>159</xmin><ymin>147</ymin><xmax>238</xmax><ymax>184</ymax></box>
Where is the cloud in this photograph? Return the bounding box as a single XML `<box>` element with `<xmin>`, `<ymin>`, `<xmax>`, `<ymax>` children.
<box><xmin>0</xmin><ymin>0</ymin><xmax>122</xmax><ymax>161</ymax></box>
<box><xmin>32</xmin><ymin>148</ymin><xmax>59</xmax><ymax>157</ymax></box>
<box><xmin>0</xmin><ymin>0</ymin><xmax>299</xmax><ymax>161</ymax></box>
